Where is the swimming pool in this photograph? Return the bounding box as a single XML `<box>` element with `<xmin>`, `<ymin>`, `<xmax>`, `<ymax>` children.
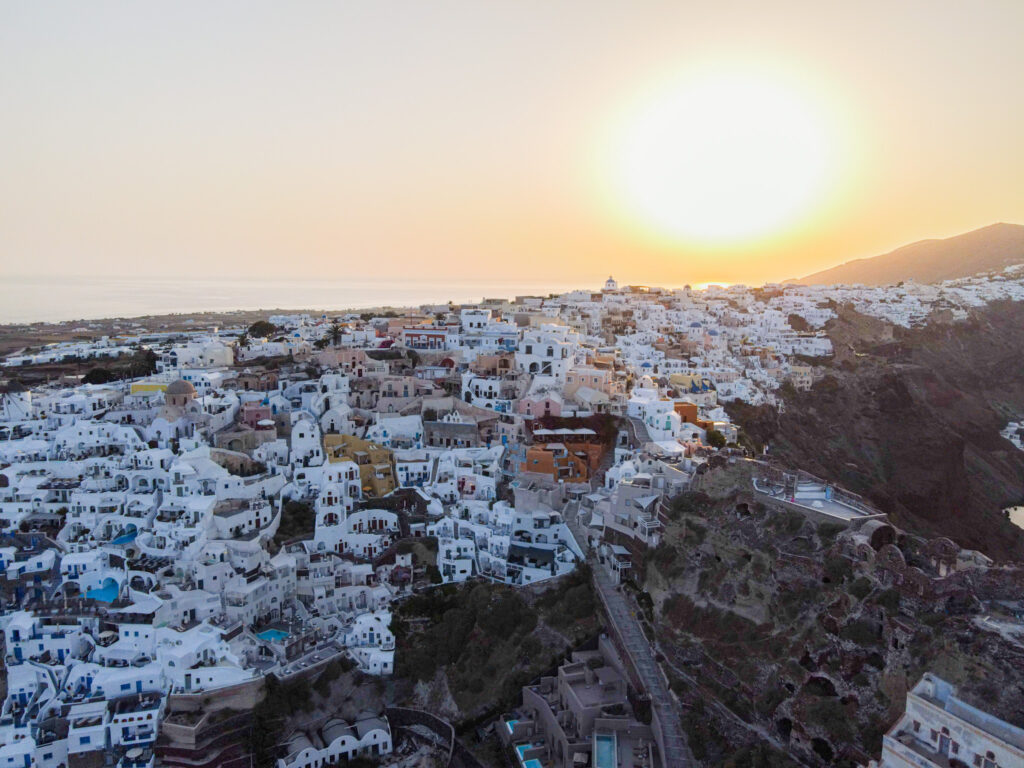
<box><xmin>85</xmin><ymin>584</ymin><xmax>119</xmax><ymax>602</ymax></box>
<box><xmin>506</xmin><ymin>719</ymin><xmax>519</xmax><ymax>734</ymax></box>
<box><xmin>112</xmin><ymin>530</ymin><xmax>138</xmax><ymax>545</ymax></box>
<box><xmin>514</xmin><ymin>744</ymin><xmax>544</xmax><ymax>768</ymax></box>
<box><xmin>595</xmin><ymin>732</ymin><xmax>616</xmax><ymax>768</ymax></box>
<box><xmin>257</xmin><ymin>628</ymin><xmax>289</xmax><ymax>642</ymax></box>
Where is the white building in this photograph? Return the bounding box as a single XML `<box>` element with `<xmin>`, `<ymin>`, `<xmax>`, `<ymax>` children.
<box><xmin>867</xmin><ymin>673</ymin><xmax>1024</xmax><ymax>768</ymax></box>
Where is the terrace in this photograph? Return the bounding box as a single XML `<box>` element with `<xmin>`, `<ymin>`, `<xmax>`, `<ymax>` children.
<box><xmin>109</xmin><ymin>692</ymin><xmax>162</xmax><ymax>715</ymax></box>
<box><xmin>117</xmin><ymin>747</ymin><xmax>155</xmax><ymax>768</ymax></box>
<box><xmin>753</xmin><ymin>467</ymin><xmax>883</xmax><ymax>522</ymax></box>
<box><xmin>278</xmin><ymin>638</ymin><xmax>348</xmax><ymax>677</ymax></box>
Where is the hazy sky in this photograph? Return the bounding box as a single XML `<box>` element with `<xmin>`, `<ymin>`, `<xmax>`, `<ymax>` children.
<box><xmin>2</xmin><ymin>1</ymin><xmax>1022</xmax><ymax>287</ymax></box>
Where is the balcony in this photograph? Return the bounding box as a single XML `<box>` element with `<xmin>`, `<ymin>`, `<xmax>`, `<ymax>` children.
<box><xmin>636</xmin><ymin>515</ymin><xmax>661</xmax><ymax>533</ymax></box>
<box><xmin>884</xmin><ymin>732</ymin><xmax>965</xmax><ymax>768</ymax></box>
<box><xmin>120</xmin><ymin>728</ymin><xmax>156</xmax><ymax>745</ymax></box>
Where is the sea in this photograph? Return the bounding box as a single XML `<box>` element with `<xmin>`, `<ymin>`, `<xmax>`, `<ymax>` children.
<box><xmin>1009</xmin><ymin>506</ymin><xmax>1024</xmax><ymax>531</ymax></box>
<box><xmin>0</xmin><ymin>276</ymin><xmax>585</xmax><ymax>325</ymax></box>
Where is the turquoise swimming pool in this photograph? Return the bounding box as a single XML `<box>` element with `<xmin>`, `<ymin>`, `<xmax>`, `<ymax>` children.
<box><xmin>85</xmin><ymin>584</ymin><xmax>118</xmax><ymax>602</ymax></box>
<box><xmin>595</xmin><ymin>732</ymin><xmax>616</xmax><ymax>768</ymax></box>
<box><xmin>514</xmin><ymin>743</ymin><xmax>544</xmax><ymax>768</ymax></box>
<box><xmin>257</xmin><ymin>628</ymin><xmax>289</xmax><ymax>642</ymax></box>
<box><xmin>506</xmin><ymin>718</ymin><xmax>519</xmax><ymax>733</ymax></box>
<box><xmin>112</xmin><ymin>530</ymin><xmax>138</xmax><ymax>545</ymax></box>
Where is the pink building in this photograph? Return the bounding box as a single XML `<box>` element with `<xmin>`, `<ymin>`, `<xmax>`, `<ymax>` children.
<box><xmin>239</xmin><ymin>401</ymin><xmax>272</xmax><ymax>429</ymax></box>
<box><xmin>518</xmin><ymin>392</ymin><xmax>563</xmax><ymax>419</ymax></box>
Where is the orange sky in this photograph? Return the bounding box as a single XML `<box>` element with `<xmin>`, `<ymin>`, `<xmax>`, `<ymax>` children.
<box><xmin>1</xmin><ymin>1</ymin><xmax>1022</xmax><ymax>287</ymax></box>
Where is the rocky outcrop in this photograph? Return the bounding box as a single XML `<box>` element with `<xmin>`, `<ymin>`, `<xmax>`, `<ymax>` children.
<box><xmin>728</xmin><ymin>301</ymin><xmax>1024</xmax><ymax>562</ymax></box>
<box><xmin>648</xmin><ymin>472</ymin><xmax>1024</xmax><ymax>767</ymax></box>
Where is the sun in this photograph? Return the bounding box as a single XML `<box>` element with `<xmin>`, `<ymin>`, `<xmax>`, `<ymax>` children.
<box><xmin>607</xmin><ymin>67</ymin><xmax>837</xmax><ymax>246</ymax></box>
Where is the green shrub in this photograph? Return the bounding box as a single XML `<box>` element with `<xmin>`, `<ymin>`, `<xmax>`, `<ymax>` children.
<box><xmin>875</xmin><ymin>588</ymin><xmax>901</xmax><ymax>613</ymax></box>
<box><xmin>817</xmin><ymin>522</ymin><xmax>845</xmax><ymax>543</ymax></box>
<box><xmin>839</xmin><ymin>619</ymin><xmax>879</xmax><ymax>646</ymax></box>
<box><xmin>684</xmin><ymin>522</ymin><xmax>707</xmax><ymax>547</ymax></box>
<box><xmin>667</xmin><ymin>491</ymin><xmax>713</xmax><ymax>520</ymax></box>
<box><xmin>849</xmin><ymin>577</ymin><xmax>873</xmax><ymax>600</ymax></box>
<box><xmin>811</xmin><ymin>699</ymin><xmax>853</xmax><ymax>741</ymax></box>
<box><xmin>274</xmin><ymin>500</ymin><xmax>314</xmax><ymax>545</ymax></box>
<box><xmin>824</xmin><ymin>556</ymin><xmax>853</xmax><ymax>585</ymax></box>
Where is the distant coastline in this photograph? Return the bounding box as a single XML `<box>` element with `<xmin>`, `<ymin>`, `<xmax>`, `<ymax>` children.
<box><xmin>0</xmin><ymin>276</ymin><xmax>585</xmax><ymax>325</ymax></box>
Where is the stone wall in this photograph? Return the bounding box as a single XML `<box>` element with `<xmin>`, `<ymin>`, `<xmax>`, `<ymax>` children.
<box><xmin>385</xmin><ymin>706</ymin><xmax>491</xmax><ymax>768</ymax></box>
<box><xmin>166</xmin><ymin>676</ymin><xmax>263</xmax><ymax>714</ymax></box>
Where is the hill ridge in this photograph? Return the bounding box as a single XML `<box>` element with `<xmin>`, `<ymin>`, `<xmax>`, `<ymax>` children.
<box><xmin>793</xmin><ymin>222</ymin><xmax>1024</xmax><ymax>286</ymax></box>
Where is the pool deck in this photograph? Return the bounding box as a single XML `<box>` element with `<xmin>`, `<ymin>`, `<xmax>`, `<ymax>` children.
<box><xmin>753</xmin><ymin>478</ymin><xmax>881</xmax><ymax>521</ymax></box>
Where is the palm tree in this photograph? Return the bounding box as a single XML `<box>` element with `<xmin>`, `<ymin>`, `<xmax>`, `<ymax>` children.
<box><xmin>329</xmin><ymin>320</ymin><xmax>343</xmax><ymax>348</ymax></box>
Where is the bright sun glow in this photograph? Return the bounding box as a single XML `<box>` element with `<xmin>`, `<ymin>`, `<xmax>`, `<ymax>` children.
<box><xmin>609</xmin><ymin>67</ymin><xmax>836</xmax><ymax>245</ymax></box>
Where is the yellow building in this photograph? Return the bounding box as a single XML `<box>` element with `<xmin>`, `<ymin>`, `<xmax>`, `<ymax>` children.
<box><xmin>323</xmin><ymin>434</ymin><xmax>397</xmax><ymax>498</ymax></box>
<box><xmin>130</xmin><ymin>381</ymin><xmax>169</xmax><ymax>395</ymax></box>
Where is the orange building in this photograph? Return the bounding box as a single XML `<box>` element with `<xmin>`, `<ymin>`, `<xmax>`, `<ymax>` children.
<box><xmin>673</xmin><ymin>401</ymin><xmax>699</xmax><ymax>424</ymax></box>
<box><xmin>519</xmin><ymin>439</ymin><xmax>606</xmax><ymax>483</ymax></box>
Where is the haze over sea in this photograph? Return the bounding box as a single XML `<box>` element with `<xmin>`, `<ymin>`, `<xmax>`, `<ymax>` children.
<box><xmin>0</xmin><ymin>276</ymin><xmax>586</xmax><ymax>325</ymax></box>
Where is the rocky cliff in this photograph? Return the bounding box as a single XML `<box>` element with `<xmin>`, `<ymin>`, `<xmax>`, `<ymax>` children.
<box><xmin>646</xmin><ymin>464</ymin><xmax>1024</xmax><ymax>767</ymax></box>
<box><xmin>728</xmin><ymin>300</ymin><xmax>1024</xmax><ymax>562</ymax></box>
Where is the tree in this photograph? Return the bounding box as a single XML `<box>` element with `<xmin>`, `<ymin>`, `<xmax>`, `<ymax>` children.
<box><xmin>237</xmin><ymin>332</ymin><xmax>249</xmax><ymax>349</ymax></box>
<box><xmin>248</xmin><ymin>320</ymin><xmax>277</xmax><ymax>338</ymax></box>
<box><xmin>706</xmin><ymin>429</ymin><xmax>727</xmax><ymax>449</ymax></box>
<box><xmin>329</xmin><ymin>320</ymin><xmax>343</xmax><ymax>347</ymax></box>
<box><xmin>83</xmin><ymin>367</ymin><xmax>117</xmax><ymax>384</ymax></box>
<box><xmin>273</xmin><ymin>500</ymin><xmax>315</xmax><ymax>545</ymax></box>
